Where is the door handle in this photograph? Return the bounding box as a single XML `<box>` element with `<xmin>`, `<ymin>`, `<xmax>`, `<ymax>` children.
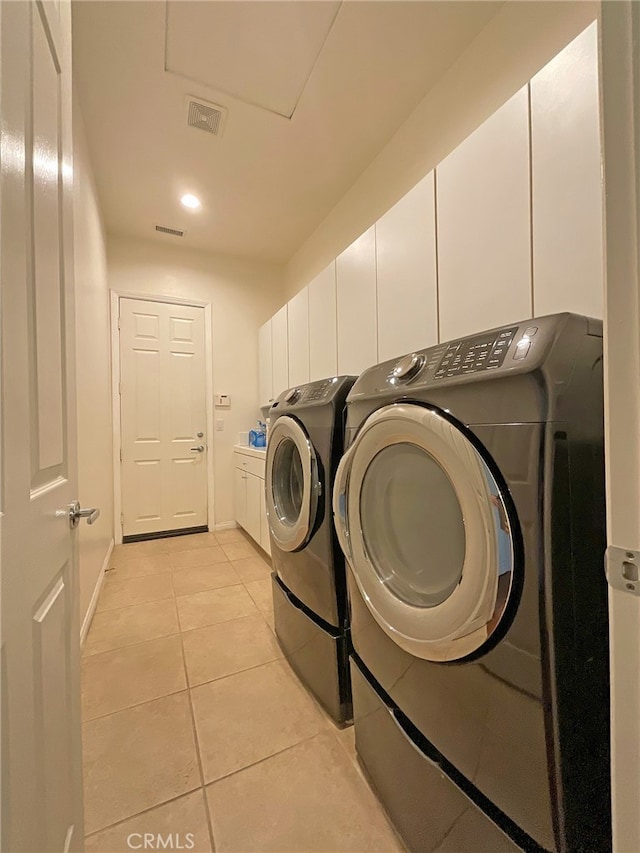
<box><xmin>190</xmin><ymin>445</ymin><xmax>205</xmax><ymax>453</ymax></box>
<box><xmin>67</xmin><ymin>501</ymin><xmax>100</xmax><ymax>528</ymax></box>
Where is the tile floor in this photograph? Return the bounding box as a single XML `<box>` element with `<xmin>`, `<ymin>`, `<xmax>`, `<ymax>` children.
<box><xmin>82</xmin><ymin>528</ymin><xmax>404</xmax><ymax>853</ymax></box>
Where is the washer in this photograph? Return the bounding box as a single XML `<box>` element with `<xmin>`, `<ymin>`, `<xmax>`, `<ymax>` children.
<box><xmin>333</xmin><ymin>314</ymin><xmax>610</xmax><ymax>852</ymax></box>
<box><xmin>266</xmin><ymin>375</ymin><xmax>356</xmax><ymax>724</ymax></box>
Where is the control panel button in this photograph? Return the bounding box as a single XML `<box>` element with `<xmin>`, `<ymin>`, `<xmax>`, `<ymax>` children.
<box><xmin>513</xmin><ymin>340</ymin><xmax>531</xmax><ymax>360</ymax></box>
<box><xmin>524</xmin><ymin>326</ymin><xmax>538</xmax><ymax>337</ymax></box>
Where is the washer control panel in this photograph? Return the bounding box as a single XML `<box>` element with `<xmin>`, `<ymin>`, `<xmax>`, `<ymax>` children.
<box><xmin>301</xmin><ymin>378</ymin><xmax>336</xmax><ymax>403</ymax></box>
<box><xmin>432</xmin><ymin>325</ymin><xmax>538</xmax><ymax>380</ymax></box>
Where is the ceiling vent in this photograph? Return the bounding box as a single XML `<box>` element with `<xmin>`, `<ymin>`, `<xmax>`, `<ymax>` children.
<box><xmin>155</xmin><ymin>225</ymin><xmax>184</xmax><ymax>237</ymax></box>
<box><xmin>185</xmin><ymin>95</ymin><xmax>227</xmax><ymax>137</ymax></box>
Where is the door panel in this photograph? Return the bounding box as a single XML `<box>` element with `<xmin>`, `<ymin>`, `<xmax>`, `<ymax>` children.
<box><xmin>1</xmin><ymin>1</ymin><xmax>84</xmax><ymax>849</ymax></box>
<box><xmin>245</xmin><ymin>473</ymin><xmax>262</xmax><ymax>543</ymax></box>
<box><xmin>336</xmin><ymin>227</ymin><xmax>378</xmax><ymax>375</ymax></box>
<box><xmin>120</xmin><ymin>298</ymin><xmax>207</xmax><ymax>537</ymax></box>
<box><xmin>258</xmin><ymin>319</ymin><xmax>273</xmax><ymax>404</ymax></box>
<box><xmin>376</xmin><ymin>172</ymin><xmax>438</xmax><ymax>362</ymax></box>
<box><xmin>437</xmin><ymin>86</ymin><xmax>531</xmax><ymax>341</ymax></box>
<box><xmin>308</xmin><ymin>262</ymin><xmax>337</xmax><ymax>381</ymax></box>
<box><xmin>531</xmin><ymin>23</ymin><xmax>603</xmax><ymax>319</ymax></box>
<box><xmin>271</xmin><ymin>305</ymin><xmax>289</xmax><ymax>398</ymax></box>
<box><xmin>287</xmin><ymin>286</ymin><xmax>310</xmax><ymax>388</ymax></box>
<box><xmin>234</xmin><ymin>466</ymin><xmax>247</xmax><ymax>530</ymax></box>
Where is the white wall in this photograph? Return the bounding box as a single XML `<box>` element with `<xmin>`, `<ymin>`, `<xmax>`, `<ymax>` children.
<box><xmin>284</xmin><ymin>0</ymin><xmax>598</xmax><ymax>297</ymax></box>
<box><xmin>73</xmin><ymin>98</ymin><xmax>114</xmax><ymax>630</ymax></box>
<box><xmin>107</xmin><ymin>235</ymin><xmax>285</xmax><ymax>526</ymax></box>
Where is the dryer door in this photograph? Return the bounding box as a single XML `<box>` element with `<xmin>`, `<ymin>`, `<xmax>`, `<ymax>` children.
<box><xmin>266</xmin><ymin>416</ymin><xmax>320</xmax><ymax>552</ymax></box>
<box><xmin>333</xmin><ymin>403</ymin><xmax>518</xmax><ymax>662</ymax></box>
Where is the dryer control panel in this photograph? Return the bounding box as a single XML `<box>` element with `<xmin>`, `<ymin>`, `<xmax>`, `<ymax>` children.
<box><xmin>272</xmin><ymin>376</ymin><xmax>357</xmax><ymax>411</ymax></box>
<box><xmin>303</xmin><ymin>378</ymin><xmax>336</xmax><ymax>402</ymax></box>
<box><xmin>371</xmin><ymin>315</ymin><xmax>576</xmax><ymax>394</ymax></box>
<box><xmin>434</xmin><ymin>325</ymin><xmax>525</xmax><ymax>379</ymax></box>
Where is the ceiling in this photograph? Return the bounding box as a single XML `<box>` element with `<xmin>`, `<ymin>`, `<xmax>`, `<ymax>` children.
<box><xmin>72</xmin><ymin>1</ymin><xmax>501</xmax><ymax>263</ymax></box>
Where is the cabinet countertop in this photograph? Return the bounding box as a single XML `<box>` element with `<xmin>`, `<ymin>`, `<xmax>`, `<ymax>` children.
<box><xmin>233</xmin><ymin>444</ymin><xmax>267</xmax><ymax>459</ymax></box>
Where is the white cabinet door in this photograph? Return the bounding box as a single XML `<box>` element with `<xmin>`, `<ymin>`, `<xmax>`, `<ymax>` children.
<box><xmin>271</xmin><ymin>304</ymin><xmax>289</xmax><ymax>398</ymax></box>
<box><xmin>376</xmin><ymin>172</ymin><xmax>438</xmax><ymax>361</ymax></box>
<box><xmin>245</xmin><ymin>472</ymin><xmax>262</xmax><ymax>544</ymax></box>
<box><xmin>437</xmin><ymin>86</ymin><xmax>532</xmax><ymax>341</ymax></box>
<box><xmin>531</xmin><ymin>22</ymin><xmax>603</xmax><ymax>319</ymax></box>
<box><xmin>259</xmin><ymin>481</ymin><xmax>271</xmax><ymax>556</ymax></box>
<box><xmin>234</xmin><ymin>466</ymin><xmax>247</xmax><ymax>530</ymax></box>
<box><xmin>258</xmin><ymin>319</ymin><xmax>273</xmax><ymax>404</ymax></box>
<box><xmin>309</xmin><ymin>262</ymin><xmax>338</xmax><ymax>381</ymax></box>
<box><xmin>336</xmin><ymin>227</ymin><xmax>378</xmax><ymax>375</ymax></box>
<box><xmin>287</xmin><ymin>287</ymin><xmax>310</xmax><ymax>387</ymax></box>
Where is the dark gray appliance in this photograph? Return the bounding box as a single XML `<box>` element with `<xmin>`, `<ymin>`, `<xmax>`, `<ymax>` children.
<box><xmin>333</xmin><ymin>314</ymin><xmax>610</xmax><ymax>852</ymax></box>
<box><xmin>266</xmin><ymin>376</ymin><xmax>356</xmax><ymax>724</ymax></box>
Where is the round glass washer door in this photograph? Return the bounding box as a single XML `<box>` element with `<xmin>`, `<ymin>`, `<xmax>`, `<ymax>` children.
<box><xmin>333</xmin><ymin>403</ymin><xmax>518</xmax><ymax>662</ymax></box>
<box><xmin>266</xmin><ymin>416</ymin><xmax>320</xmax><ymax>552</ymax></box>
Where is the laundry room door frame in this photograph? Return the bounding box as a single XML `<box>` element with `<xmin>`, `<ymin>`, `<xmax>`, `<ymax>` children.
<box><xmin>600</xmin><ymin>3</ymin><xmax>640</xmax><ymax>851</ymax></box>
<box><xmin>110</xmin><ymin>290</ymin><xmax>215</xmax><ymax>545</ymax></box>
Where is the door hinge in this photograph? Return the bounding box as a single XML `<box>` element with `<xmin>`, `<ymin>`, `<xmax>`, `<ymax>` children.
<box><xmin>118</xmin><ymin>381</ymin><xmax>122</xmax><ymax>395</ymax></box>
<box><xmin>606</xmin><ymin>546</ymin><xmax>640</xmax><ymax>596</ymax></box>
<box><xmin>120</xmin><ymin>513</ymin><xmax>124</xmax><ymax>528</ymax></box>
<box><xmin>117</xmin><ymin>316</ymin><xmax>121</xmax><ymax>330</ymax></box>
<box><xmin>120</xmin><ymin>449</ymin><xmax>123</xmax><ymax>462</ymax></box>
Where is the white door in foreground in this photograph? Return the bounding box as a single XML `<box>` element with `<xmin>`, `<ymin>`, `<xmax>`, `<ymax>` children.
<box><xmin>1</xmin><ymin>1</ymin><xmax>84</xmax><ymax>849</ymax></box>
<box><xmin>119</xmin><ymin>298</ymin><xmax>208</xmax><ymax>538</ymax></box>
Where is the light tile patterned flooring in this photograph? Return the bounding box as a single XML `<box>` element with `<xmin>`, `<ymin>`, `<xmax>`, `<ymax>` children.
<box><xmin>82</xmin><ymin>528</ymin><xmax>404</xmax><ymax>852</ymax></box>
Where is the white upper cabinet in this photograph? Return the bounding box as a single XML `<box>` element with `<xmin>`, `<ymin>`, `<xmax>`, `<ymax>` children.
<box><xmin>437</xmin><ymin>86</ymin><xmax>532</xmax><ymax>342</ymax></box>
<box><xmin>308</xmin><ymin>262</ymin><xmax>338</xmax><ymax>381</ymax></box>
<box><xmin>376</xmin><ymin>172</ymin><xmax>438</xmax><ymax>362</ymax></box>
<box><xmin>258</xmin><ymin>319</ymin><xmax>273</xmax><ymax>404</ymax></box>
<box><xmin>287</xmin><ymin>287</ymin><xmax>310</xmax><ymax>388</ymax></box>
<box><xmin>531</xmin><ymin>23</ymin><xmax>603</xmax><ymax>319</ymax></box>
<box><xmin>271</xmin><ymin>304</ymin><xmax>289</xmax><ymax>398</ymax></box>
<box><xmin>336</xmin><ymin>227</ymin><xmax>378</xmax><ymax>376</ymax></box>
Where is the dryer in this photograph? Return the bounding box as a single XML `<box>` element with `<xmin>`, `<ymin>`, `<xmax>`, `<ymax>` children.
<box><xmin>266</xmin><ymin>376</ymin><xmax>356</xmax><ymax>724</ymax></box>
<box><xmin>333</xmin><ymin>314</ymin><xmax>610</xmax><ymax>852</ymax></box>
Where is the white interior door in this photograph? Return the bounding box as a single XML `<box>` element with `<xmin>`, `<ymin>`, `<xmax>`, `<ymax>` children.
<box><xmin>119</xmin><ymin>298</ymin><xmax>208</xmax><ymax>538</ymax></box>
<box><xmin>1</xmin><ymin>1</ymin><xmax>84</xmax><ymax>850</ymax></box>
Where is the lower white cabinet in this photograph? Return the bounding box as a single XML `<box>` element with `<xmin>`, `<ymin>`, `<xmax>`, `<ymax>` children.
<box><xmin>259</xmin><ymin>486</ymin><xmax>271</xmax><ymax>556</ymax></box>
<box><xmin>234</xmin><ymin>466</ymin><xmax>248</xmax><ymax>530</ymax></box>
<box><xmin>233</xmin><ymin>447</ymin><xmax>270</xmax><ymax>556</ymax></box>
<box><xmin>245</xmin><ymin>472</ymin><xmax>262</xmax><ymax>544</ymax></box>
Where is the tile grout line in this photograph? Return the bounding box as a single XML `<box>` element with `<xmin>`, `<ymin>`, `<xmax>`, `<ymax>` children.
<box><xmin>82</xmin><ymin>685</ymin><xmax>189</xmax><ymax>725</ymax></box>
<box><xmin>174</xmin><ymin>566</ymin><xmax>219</xmax><ymax>853</ymax></box>
<box><xmin>203</xmin><ymin>726</ymin><xmax>335</xmax><ymax>791</ymax></box>
<box><xmin>84</xmin><ymin>786</ymin><xmax>204</xmax><ymax>841</ymax></box>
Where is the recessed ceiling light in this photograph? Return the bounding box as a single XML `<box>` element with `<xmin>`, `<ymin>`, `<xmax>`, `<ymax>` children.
<box><xmin>180</xmin><ymin>193</ymin><xmax>201</xmax><ymax>210</ymax></box>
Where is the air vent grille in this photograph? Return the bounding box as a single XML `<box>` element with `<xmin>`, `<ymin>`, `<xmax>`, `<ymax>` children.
<box><xmin>185</xmin><ymin>96</ymin><xmax>227</xmax><ymax>137</ymax></box>
<box><xmin>155</xmin><ymin>225</ymin><xmax>184</xmax><ymax>237</ymax></box>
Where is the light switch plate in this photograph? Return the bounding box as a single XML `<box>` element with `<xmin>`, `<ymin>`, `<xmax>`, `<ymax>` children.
<box><xmin>215</xmin><ymin>394</ymin><xmax>231</xmax><ymax>408</ymax></box>
<box><xmin>215</xmin><ymin>419</ymin><xmax>224</xmax><ymax>431</ymax></box>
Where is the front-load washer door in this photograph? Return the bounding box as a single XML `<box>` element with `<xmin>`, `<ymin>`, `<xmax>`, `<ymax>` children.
<box><xmin>333</xmin><ymin>403</ymin><xmax>519</xmax><ymax>662</ymax></box>
<box><xmin>266</xmin><ymin>416</ymin><xmax>320</xmax><ymax>552</ymax></box>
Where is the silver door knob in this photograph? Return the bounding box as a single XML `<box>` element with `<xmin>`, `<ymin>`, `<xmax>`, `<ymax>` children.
<box><xmin>190</xmin><ymin>445</ymin><xmax>205</xmax><ymax>453</ymax></box>
<box><xmin>68</xmin><ymin>501</ymin><xmax>100</xmax><ymax>528</ymax></box>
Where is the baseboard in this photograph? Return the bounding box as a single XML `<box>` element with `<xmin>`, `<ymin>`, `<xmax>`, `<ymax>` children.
<box><xmin>80</xmin><ymin>538</ymin><xmax>114</xmax><ymax>647</ymax></box>
<box><xmin>214</xmin><ymin>521</ymin><xmax>238</xmax><ymax>531</ymax></box>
